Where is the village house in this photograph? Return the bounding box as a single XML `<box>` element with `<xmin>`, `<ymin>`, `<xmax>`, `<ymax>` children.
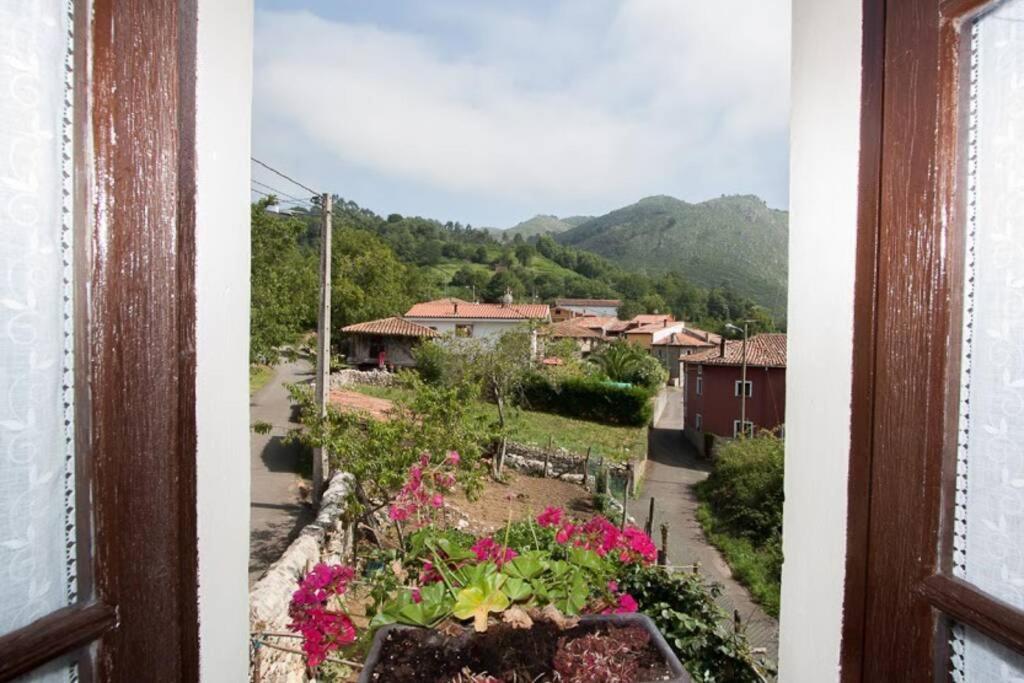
<box><xmin>550</xmin><ymin>298</ymin><xmax>621</xmax><ymax>321</ymax></box>
<box><xmin>540</xmin><ymin>317</ymin><xmax>606</xmax><ymax>355</ymax></box>
<box><xmin>681</xmin><ymin>333</ymin><xmax>786</xmax><ymax>452</ymax></box>
<box><xmin>622</xmin><ymin>319</ymin><xmax>687</xmax><ymax>349</ymax></box>
<box><xmin>651</xmin><ymin>327</ymin><xmax>720</xmax><ymax>384</ymax></box>
<box><xmin>403</xmin><ymin>297</ymin><xmax>550</xmax><ymax>339</ymax></box>
<box><xmin>340</xmin><ymin>316</ymin><xmax>438</xmax><ymax>369</ymax></box>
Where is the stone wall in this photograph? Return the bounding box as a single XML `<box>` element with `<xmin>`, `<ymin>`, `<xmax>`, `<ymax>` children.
<box><xmin>330</xmin><ymin>369</ymin><xmax>397</xmax><ymax>389</ymax></box>
<box><xmin>249</xmin><ymin>473</ymin><xmax>354</xmax><ymax>683</ymax></box>
<box><xmin>502</xmin><ymin>440</ymin><xmax>647</xmax><ymax>496</ymax></box>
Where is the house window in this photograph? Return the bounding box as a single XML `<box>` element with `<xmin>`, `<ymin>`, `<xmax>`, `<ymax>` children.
<box><xmin>695</xmin><ymin>413</ymin><xmax>702</xmax><ymax>431</ymax></box>
<box><xmin>696</xmin><ymin>376</ymin><xmax>703</xmax><ymax>396</ymax></box>
<box><xmin>732</xmin><ymin>420</ymin><xmax>753</xmax><ymax>438</ymax></box>
<box><xmin>455</xmin><ymin>324</ymin><xmax>473</xmax><ymax>337</ymax></box>
<box><xmin>734</xmin><ymin>380</ymin><xmax>753</xmax><ymax>397</ymax></box>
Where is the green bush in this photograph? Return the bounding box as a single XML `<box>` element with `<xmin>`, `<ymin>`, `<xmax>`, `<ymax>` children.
<box><xmin>520</xmin><ymin>372</ymin><xmax>653</xmax><ymax>426</ymax></box>
<box><xmin>590</xmin><ymin>339</ymin><xmax>668</xmax><ymax>392</ymax></box>
<box><xmin>618</xmin><ymin>564</ymin><xmax>772</xmax><ymax>681</ymax></box>
<box><xmin>697</xmin><ymin>434</ymin><xmax>784</xmax><ymax>544</ymax></box>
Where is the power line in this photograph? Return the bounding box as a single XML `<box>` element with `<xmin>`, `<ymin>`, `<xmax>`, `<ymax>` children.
<box><xmin>251</xmin><ymin>157</ymin><xmax>320</xmax><ymax>196</ymax></box>
<box><xmin>250</xmin><ymin>179</ymin><xmax>310</xmax><ymax>204</ymax></box>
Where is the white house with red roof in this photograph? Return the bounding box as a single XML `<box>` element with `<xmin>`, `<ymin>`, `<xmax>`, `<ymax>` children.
<box><xmin>403</xmin><ymin>297</ymin><xmax>551</xmax><ymax>339</ymax></box>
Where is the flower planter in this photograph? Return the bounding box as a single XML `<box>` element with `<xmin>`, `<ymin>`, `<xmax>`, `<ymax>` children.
<box><xmin>358</xmin><ymin>613</ymin><xmax>691</xmax><ymax>682</ymax></box>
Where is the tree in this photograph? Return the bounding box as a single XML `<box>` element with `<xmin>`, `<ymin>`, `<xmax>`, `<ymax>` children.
<box><xmin>250</xmin><ymin>200</ymin><xmax>318</xmax><ymax>363</ymax></box>
<box><xmin>590</xmin><ymin>339</ymin><xmax>668</xmax><ymax>392</ymax></box>
<box><xmin>483</xmin><ymin>270</ymin><xmax>525</xmax><ymax>302</ymax></box>
<box><xmin>450</xmin><ymin>265</ymin><xmax>490</xmax><ymax>294</ymax></box>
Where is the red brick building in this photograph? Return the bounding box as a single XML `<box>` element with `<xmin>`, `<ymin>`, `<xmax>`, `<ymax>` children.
<box><xmin>682</xmin><ymin>333</ymin><xmax>786</xmax><ymax>452</ymax></box>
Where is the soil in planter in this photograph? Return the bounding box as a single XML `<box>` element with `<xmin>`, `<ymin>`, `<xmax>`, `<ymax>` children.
<box><xmin>366</xmin><ymin>622</ymin><xmax>673</xmax><ymax>682</ymax></box>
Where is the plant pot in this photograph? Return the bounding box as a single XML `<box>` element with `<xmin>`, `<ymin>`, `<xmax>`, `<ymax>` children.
<box><xmin>357</xmin><ymin>613</ymin><xmax>691</xmax><ymax>682</ymax></box>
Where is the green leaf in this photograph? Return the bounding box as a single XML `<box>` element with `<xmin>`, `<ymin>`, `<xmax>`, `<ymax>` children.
<box><xmin>503</xmin><ymin>577</ymin><xmax>533</xmax><ymax>602</ymax></box>
<box><xmin>504</xmin><ymin>552</ymin><xmax>546</xmax><ymax>580</ymax></box>
<box><xmin>452</xmin><ymin>583</ymin><xmax>510</xmax><ymax>632</ymax></box>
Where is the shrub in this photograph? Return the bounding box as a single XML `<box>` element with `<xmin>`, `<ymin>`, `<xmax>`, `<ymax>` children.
<box><xmin>618</xmin><ymin>564</ymin><xmax>770</xmax><ymax>682</ymax></box>
<box><xmin>590</xmin><ymin>339</ymin><xmax>668</xmax><ymax>392</ymax></box>
<box><xmin>520</xmin><ymin>373</ymin><xmax>653</xmax><ymax>427</ymax></box>
<box><xmin>696</xmin><ymin>434</ymin><xmax>784</xmax><ymax>544</ymax></box>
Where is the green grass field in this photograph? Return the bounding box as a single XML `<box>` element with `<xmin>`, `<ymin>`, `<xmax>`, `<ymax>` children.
<box><xmin>249</xmin><ymin>364</ymin><xmax>275</xmax><ymax>395</ymax></box>
<box><xmin>695</xmin><ymin>503</ymin><xmax>782</xmax><ymax>616</ymax></box>
<box><xmin>349</xmin><ymin>384</ymin><xmax>646</xmax><ymax>462</ymax></box>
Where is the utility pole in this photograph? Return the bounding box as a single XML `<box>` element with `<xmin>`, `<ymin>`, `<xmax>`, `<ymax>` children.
<box><xmin>313</xmin><ymin>193</ymin><xmax>333</xmax><ymax>504</ymax></box>
<box><xmin>740</xmin><ymin>321</ymin><xmax>748</xmax><ymax>435</ymax></box>
<box><xmin>726</xmin><ymin>320</ymin><xmax>753</xmax><ymax>438</ymax></box>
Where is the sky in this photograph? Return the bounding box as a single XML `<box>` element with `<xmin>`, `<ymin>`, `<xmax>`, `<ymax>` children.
<box><xmin>252</xmin><ymin>1</ymin><xmax>791</xmax><ymax>229</ymax></box>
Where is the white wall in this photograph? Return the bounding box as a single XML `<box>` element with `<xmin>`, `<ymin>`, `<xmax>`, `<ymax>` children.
<box><xmin>780</xmin><ymin>0</ymin><xmax>862</xmax><ymax>680</ymax></box>
<box><xmin>194</xmin><ymin>0</ymin><xmax>253</xmax><ymax>680</ymax></box>
<box><xmin>408</xmin><ymin>318</ymin><xmax>531</xmax><ymax>339</ymax></box>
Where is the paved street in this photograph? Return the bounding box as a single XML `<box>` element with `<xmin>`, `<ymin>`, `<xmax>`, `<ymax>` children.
<box><xmin>249</xmin><ymin>359</ymin><xmax>315</xmax><ymax>585</ymax></box>
<box><xmin>628</xmin><ymin>387</ymin><xmax>779</xmax><ymax>665</ymax></box>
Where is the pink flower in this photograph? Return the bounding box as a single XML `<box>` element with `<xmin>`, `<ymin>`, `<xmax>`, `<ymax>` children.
<box><xmin>555</xmin><ymin>524</ymin><xmax>576</xmax><ymax>545</ymax></box>
<box><xmin>412</xmin><ymin>588</ymin><xmax>422</xmax><ymax>604</ymax></box>
<box><xmin>536</xmin><ymin>506</ymin><xmax>563</xmax><ymax>528</ymax></box>
<box><xmin>388</xmin><ymin>505</ymin><xmax>409</xmax><ymax>522</ymax></box>
<box><xmin>419</xmin><ymin>452</ymin><xmax>430</xmax><ymax>467</ymax></box>
<box><xmin>616</xmin><ymin>593</ymin><xmax>638</xmax><ymax>613</ymax></box>
<box><xmin>447</xmin><ymin>450</ymin><xmax>461</xmax><ymax>465</ymax></box>
<box><xmin>431</xmin><ymin>494</ymin><xmax>444</xmax><ymax>508</ymax></box>
<box><xmin>288</xmin><ymin>564</ymin><xmax>358</xmax><ymax>668</ymax></box>
<box><xmin>607</xmin><ymin>580</ymin><xmax>619</xmax><ymax>593</ymax></box>
<box><xmin>470</xmin><ymin>537</ymin><xmax>518</xmax><ymax>566</ymax></box>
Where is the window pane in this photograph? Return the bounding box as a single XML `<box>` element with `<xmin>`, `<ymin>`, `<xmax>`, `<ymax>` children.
<box><xmin>0</xmin><ymin>0</ymin><xmax>78</xmax><ymax>654</ymax></box>
<box><xmin>953</xmin><ymin>0</ymin><xmax>1024</xmax><ymax>675</ymax></box>
<box><xmin>952</xmin><ymin>624</ymin><xmax>1024</xmax><ymax>683</ymax></box>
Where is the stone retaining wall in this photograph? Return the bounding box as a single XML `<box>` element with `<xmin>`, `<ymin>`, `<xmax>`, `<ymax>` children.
<box><xmin>249</xmin><ymin>473</ymin><xmax>354</xmax><ymax>683</ymax></box>
<box><xmin>330</xmin><ymin>369</ymin><xmax>397</xmax><ymax>389</ymax></box>
<box><xmin>502</xmin><ymin>440</ymin><xmax>647</xmax><ymax>495</ymax></box>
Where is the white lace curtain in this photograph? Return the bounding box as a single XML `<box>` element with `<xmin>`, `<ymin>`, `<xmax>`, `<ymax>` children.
<box><xmin>0</xmin><ymin>1</ymin><xmax>78</xmax><ymax>680</ymax></box>
<box><xmin>953</xmin><ymin>0</ymin><xmax>1024</xmax><ymax>679</ymax></box>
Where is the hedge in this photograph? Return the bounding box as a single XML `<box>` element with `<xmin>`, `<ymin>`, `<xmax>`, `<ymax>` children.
<box><xmin>520</xmin><ymin>373</ymin><xmax>653</xmax><ymax>426</ymax></box>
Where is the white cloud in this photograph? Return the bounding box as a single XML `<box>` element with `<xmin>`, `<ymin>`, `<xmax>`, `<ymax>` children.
<box><xmin>254</xmin><ymin>2</ymin><xmax>790</xmax><ymax>208</ymax></box>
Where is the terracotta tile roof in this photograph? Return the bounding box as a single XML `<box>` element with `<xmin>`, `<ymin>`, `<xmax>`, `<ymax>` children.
<box><xmin>630</xmin><ymin>314</ymin><xmax>674</xmax><ymax>326</ymax></box>
<box><xmin>604</xmin><ymin>320</ymin><xmax>631</xmax><ymax>332</ymax></box>
<box><xmin>651</xmin><ymin>327</ymin><xmax>720</xmax><ymax>347</ymax></box>
<box><xmin>554</xmin><ymin>298</ymin><xmax>622</xmax><ymax>307</ymax></box>
<box><xmin>341</xmin><ymin>316</ymin><xmax>439</xmax><ymax>338</ymax></box>
<box><xmin>405</xmin><ymin>299</ymin><xmax>550</xmax><ymax>320</ymax></box>
<box><xmin>542</xmin><ymin>319</ymin><xmax>604</xmax><ymax>339</ymax></box>
<box><xmin>683</xmin><ymin>333</ymin><xmax>787</xmax><ymax>368</ymax></box>
<box><xmin>574</xmin><ymin>316</ymin><xmax>620</xmax><ymax>330</ymax></box>
<box><xmin>626</xmin><ymin>321</ymin><xmax>686</xmax><ymax>335</ymax></box>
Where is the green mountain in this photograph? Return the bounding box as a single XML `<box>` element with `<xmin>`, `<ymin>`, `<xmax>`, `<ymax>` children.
<box><xmin>555</xmin><ymin>195</ymin><xmax>788</xmax><ymax>313</ymax></box>
<box><xmin>501</xmin><ymin>214</ymin><xmax>593</xmax><ymax>239</ymax></box>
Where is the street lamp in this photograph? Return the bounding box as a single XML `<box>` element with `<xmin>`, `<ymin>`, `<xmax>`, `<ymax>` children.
<box><xmin>724</xmin><ymin>321</ymin><xmax>756</xmax><ymax>438</ymax></box>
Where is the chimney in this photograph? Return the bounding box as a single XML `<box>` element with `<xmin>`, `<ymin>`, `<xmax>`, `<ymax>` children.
<box><xmin>719</xmin><ymin>337</ymin><xmax>726</xmax><ymax>358</ymax></box>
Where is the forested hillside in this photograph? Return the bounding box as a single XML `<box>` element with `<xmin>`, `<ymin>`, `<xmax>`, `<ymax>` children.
<box><xmin>556</xmin><ymin>195</ymin><xmax>788</xmax><ymax>313</ymax></box>
<box><xmin>250</xmin><ymin>195</ymin><xmax>778</xmax><ymax>362</ymax></box>
<box><xmin>495</xmin><ymin>214</ymin><xmax>592</xmax><ymax>240</ymax></box>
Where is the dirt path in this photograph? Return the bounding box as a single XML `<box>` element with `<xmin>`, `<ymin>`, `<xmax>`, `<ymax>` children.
<box><xmin>628</xmin><ymin>387</ymin><xmax>779</xmax><ymax>665</ymax></box>
<box><xmin>249</xmin><ymin>358</ymin><xmax>315</xmax><ymax>585</ymax></box>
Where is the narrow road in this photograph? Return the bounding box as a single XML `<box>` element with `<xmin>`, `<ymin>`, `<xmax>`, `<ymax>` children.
<box><xmin>628</xmin><ymin>387</ymin><xmax>779</xmax><ymax>665</ymax></box>
<box><xmin>249</xmin><ymin>358</ymin><xmax>315</xmax><ymax>585</ymax></box>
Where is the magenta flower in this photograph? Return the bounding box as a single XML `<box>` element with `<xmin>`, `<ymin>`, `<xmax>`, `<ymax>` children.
<box><xmin>536</xmin><ymin>506</ymin><xmax>563</xmax><ymax>528</ymax></box>
<box><xmin>447</xmin><ymin>450</ymin><xmax>461</xmax><ymax>465</ymax></box>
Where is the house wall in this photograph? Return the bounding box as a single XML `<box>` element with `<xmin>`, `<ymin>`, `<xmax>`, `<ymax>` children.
<box><xmin>779</xmin><ymin>0</ymin><xmax>862</xmax><ymax>680</ymax></box>
<box><xmin>561</xmin><ymin>304</ymin><xmax>618</xmax><ymax>317</ymax></box>
<box><xmin>683</xmin><ymin>364</ymin><xmax>786</xmax><ymax>437</ymax></box>
<box><xmin>194</xmin><ymin>0</ymin><xmax>252</xmax><ymax>679</ymax></box>
<box><xmin>346</xmin><ymin>336</ymin><xmax>418</xmax><ymax>367</ymax></box>
<box><xmin>406</xmin><ymin>318</ymin><xmax>532</xmax><ymax>339</ymax></box>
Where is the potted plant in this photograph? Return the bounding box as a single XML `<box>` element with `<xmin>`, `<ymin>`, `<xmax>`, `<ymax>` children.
<box><xmin>287</xmin><ymin>493</ymin><xmax>690</xmax><ymax>681</ymax></box>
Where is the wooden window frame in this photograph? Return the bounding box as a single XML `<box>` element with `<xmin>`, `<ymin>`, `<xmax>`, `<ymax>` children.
<box><xmin>843</xmin><ymin>0</ymin><xmax>1024</xmax><ymax>679</ymax></box>
<box><xmin>0</xmin><ymin>1</ymin><xmax>200</xmax><ymax>680</ymax></box>
<box><xmin>734</xmin><ymin>380</ymin><xmax>753</xmax><ymax>397</ymax></box>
